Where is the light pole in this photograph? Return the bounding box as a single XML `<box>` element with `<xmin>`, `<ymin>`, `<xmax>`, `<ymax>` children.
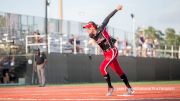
<box><xmin>59</xmin><ymin>0</ymin><xmax>63</xmax><ymax>54</ymax></box>
<box><xmin>45</xmin><ymin>0</ymin><xmax>49</xmax><ymax>54</ymax></box>
<box><xmin>59</xmin><ymin>0</ymin><xmax>63</xmax><ymax>20</ymax></box>
<box><xmin>131</xmin><ymin>13</ymin><xmax>136</xmax><ymax>56</ymax></box>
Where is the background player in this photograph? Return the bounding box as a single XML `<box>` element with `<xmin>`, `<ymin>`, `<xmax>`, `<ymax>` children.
<box><xmin>83</xmin><ymin>5</ymin><xmax>134</xmax><ymax>96</ymax></box>
<box><xmin>34</xmin><ymin>48</ymin><xmax>47</xmax><ymax>87</ymax></box>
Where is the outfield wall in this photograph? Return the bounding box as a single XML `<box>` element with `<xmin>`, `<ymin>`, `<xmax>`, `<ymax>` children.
<box><xmin>26</xmin><ymin>53</ymin><xmax>180</xmax><ymax>84</ymax></box>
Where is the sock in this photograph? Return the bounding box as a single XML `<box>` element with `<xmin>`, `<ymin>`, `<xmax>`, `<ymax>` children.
<box><xmin>104</xmin><ymin>74</ymin><xmax>113</xmax><ymax>88</ymax></box>
<box><xmin>120</xmin><ymin>74</ymin><xmax>131</xmax><ymax>88</ymax></box>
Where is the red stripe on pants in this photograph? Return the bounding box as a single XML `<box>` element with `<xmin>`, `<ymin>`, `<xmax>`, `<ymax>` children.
<box><xmin>100</xmin><ymin>47</ymin><xmax>124</xmax><ymax>76</ymax></box>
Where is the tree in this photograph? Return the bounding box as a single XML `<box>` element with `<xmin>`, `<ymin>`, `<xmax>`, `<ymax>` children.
<box><xmin>175</xmin><ymin>34</ymin><xmax>180</xmax><ymax>46</ymax></box>
<box><xmin>144</xmin><ymin>26</ymin><xmax>161</xmax><ymax>40</ymax></box>
<box><xmin>165</xmin><ymin>28</ymin><xmax>177</xmax><ymax>46</ymax></box>
<box><xmin>0</xmin><ymin>15</ymin><xmax>6</xmax><ymax>27</ymax></box>
<box><xmin>136</xmin><ymin>26</ymin><xmax>164</xmax><ymax>43</ymax></box>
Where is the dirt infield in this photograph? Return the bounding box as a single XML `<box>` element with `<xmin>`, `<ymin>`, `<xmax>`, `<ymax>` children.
<box><xmin>0</xmin><ymin>83</ymin><xmax>180</xmax><ymax>101</ymax></box>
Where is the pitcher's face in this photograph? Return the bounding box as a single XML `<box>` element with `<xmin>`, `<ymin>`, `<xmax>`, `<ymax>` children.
<box><xmin>86</xmin><ymin>28</ymin><xmax>93</xmax><ymax>34</ymax></box>
<box><xmin>85</xmin><ymin>27</ymin><xmax>97</xmax><ymax>38</ymax></box>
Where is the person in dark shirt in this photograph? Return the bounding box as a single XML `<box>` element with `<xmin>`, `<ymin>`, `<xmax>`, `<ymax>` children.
<box><xmin>83</xmin><ymin>5</ymin><xmax>134</xmax><ymax>96</ymax></box>
<box><xmin>33</xmin><ymin>31</ymin><xmax>42</xmax><ymax>43</ymax></box>
<box><xmin>69</xmin><ymin>35</ymin><xmax>82</xmax><ymax>53</ymax></box>
<box><xmin>2</xmin><ymin>56</ymin><xmax>11</xmax><ymax>83</ymax></box>
<box><xmin>34</xmin><ymin>48</ymin><xmax>47</xmax><ymax>87</ymax></box>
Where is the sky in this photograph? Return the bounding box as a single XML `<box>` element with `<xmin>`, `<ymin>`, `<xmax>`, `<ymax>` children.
<box><xmin>0</xmin><ymin>0</ymin><xmax>180</xmax><ymax>34</ymax></box>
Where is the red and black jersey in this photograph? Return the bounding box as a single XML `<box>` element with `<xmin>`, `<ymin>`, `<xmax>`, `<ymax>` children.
<box><xmin>93</xmin><ymin>28</ymin><xmax>116</xmax><ymax>51</ymax></box>
<box><xmin>91</xmin><ymin>9</ymin><xmax>118</xmax><ymax>51</ymax></box>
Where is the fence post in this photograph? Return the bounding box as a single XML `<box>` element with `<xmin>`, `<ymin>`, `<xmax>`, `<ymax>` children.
<box><xmin>26</xmin><ymin>36</ymin><xmax>28</xmax><ymax>53</ymax></box>
<box><xmin>59</xmin><ymin>34</ymin><xmax>63</xmax><ymax>53</ymax></box>
<box><xmin>73</xmin><ymin>36</ymin><xmax>77</xmax><ymax>54</ymax></box>
<box><xmin>179</xmin><ymin>46</ymin><xmax>180</xmax><ymax>59</ymax></box>
<box><xmin>164</xmin><ymin>45</ymin><xmax>167</xmax><ymax>57</ymax></box>
<box><xmin>84</xmin><ymin>40</ymin><xmax>88</xmax><ymax>54</ymax></box>
<box><xmin>171</xmin><ymin>45</ymin><xmax>174</xmax><ymax>58</ymax></box>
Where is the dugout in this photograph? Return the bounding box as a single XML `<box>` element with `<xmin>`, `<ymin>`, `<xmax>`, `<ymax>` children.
<box><xmin>0</xmin><ymin>55</ymin><xmax>28</xmax><ymax>84</ymax></box>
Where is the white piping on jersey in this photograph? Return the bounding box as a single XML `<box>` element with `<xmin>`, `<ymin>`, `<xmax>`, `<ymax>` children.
<box><xmin>103</xmin><ymin>48</ymin><xmax>117</xmax><ymax>75</ymax></box>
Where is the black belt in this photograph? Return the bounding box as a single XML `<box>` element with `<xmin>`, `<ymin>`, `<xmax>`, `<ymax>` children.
<box><xmin>103</xmin><ymin>46</ymin><xmax>116</xmax><ymax>52</ymax></box>
<box><xmin>103</xmin><ymin>47</ymin><xmax>112</xmax><ymax>52</ymax></box>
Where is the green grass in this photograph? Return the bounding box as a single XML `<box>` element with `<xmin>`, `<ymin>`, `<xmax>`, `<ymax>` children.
<box><xmin>0</xmin><ymin>80</ymin><xmax>180</xmax><ymax>87</ymax></box>
<box><xmin>46</xmin><ymin>80</ymin><xmax>180</xmax><ymax>86</ymax></box>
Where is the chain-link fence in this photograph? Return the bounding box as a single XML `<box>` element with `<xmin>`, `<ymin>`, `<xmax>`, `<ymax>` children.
<box><xmin>1</xmin><ymin>11</ymin><xmax>180</xmax><ymax>58</ymax></box>
<box><xmin>0</xmin><ymin>11</ymin><xmax>131</xmax><ymax>55</ymax></box>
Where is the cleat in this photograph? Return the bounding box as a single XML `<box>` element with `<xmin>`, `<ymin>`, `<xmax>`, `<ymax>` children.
<box><xmin>42</xmin><ymin>83</ymin><xmax>46</xmax><ymax>87</ymax></box>
<box><xmin>123</xmin><ymin>88</ymin><xmax>134</xmax><ymax>96</ymax></box>
<box><xmin>106</xmin><ymin>87</ymin><xmax>114</xmax><ymax>96</ymax></box>
<box><xmin>39</xmin><ymin>84</ymin><xmax>45</xmax><ymax>87</ymax></box>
